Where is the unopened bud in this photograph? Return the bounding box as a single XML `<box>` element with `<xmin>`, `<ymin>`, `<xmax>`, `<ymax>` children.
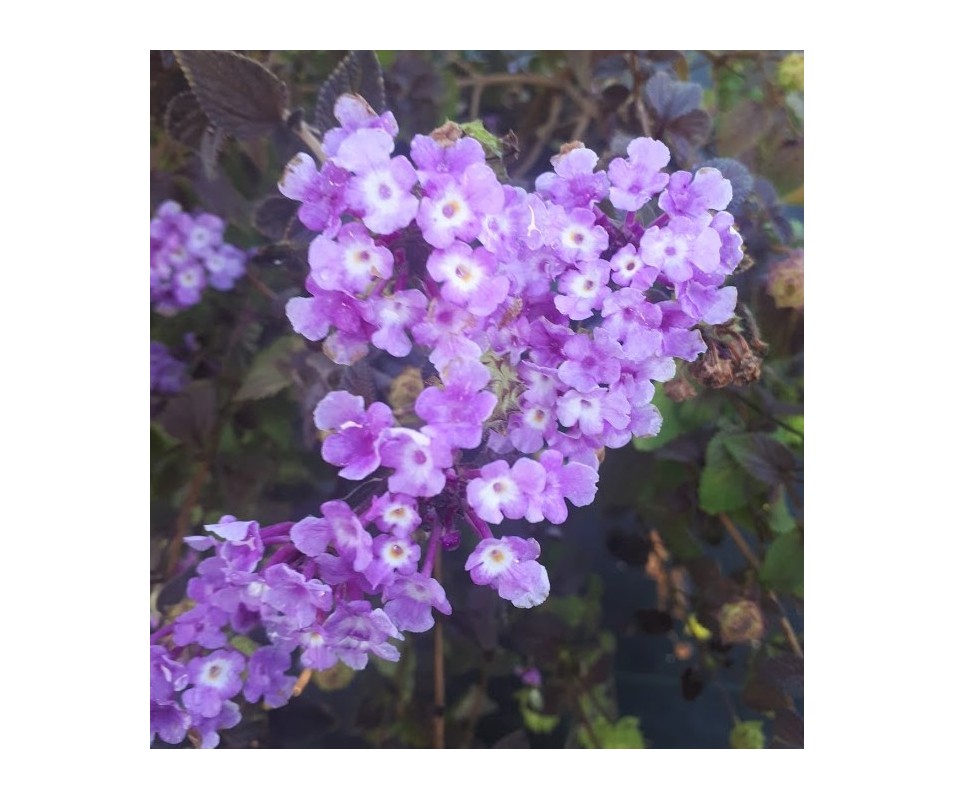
<box><xmin>718</xmin><ymin>599</ymin><xmax>765</xmax><ymax>645</ymax></box>
<box><xmin>431</xmin><ymin>121</ymin><xmax>464</xmax><ymax>146</ymax></box>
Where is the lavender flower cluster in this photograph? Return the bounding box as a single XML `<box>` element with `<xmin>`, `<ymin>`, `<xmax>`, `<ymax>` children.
<box><xmin>150</xmin><ymin>201</ymin><xmax>247</xmax><ymax>315</ymax></box>
<box><xmin>151</xmin><ymin>95</ymin><xmax>743</xmax><ymax>747</ymax></box>
<box><xmin>150</xmin><ymin>341</ymin><xmax>187</xmax><ymax>396</ymax></box>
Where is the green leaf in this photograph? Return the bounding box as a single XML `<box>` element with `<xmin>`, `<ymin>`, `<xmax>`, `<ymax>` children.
<box><xmin>699</xmin><ymin>432</ymin><xmax>749</xmax><ymax>514</ymax></box>
<box><xmin>729</xmin><ymin>720</ymin><xmax>765</xmax><ymax>749</ymax></box>
<box><xmin>229</xmin><ymin>635</ymin><xmax>258</xmax><ymax>656</ymax></box>
<box><xmin>760</xmin><ymin>530</ymin><xmax>803</xmax><ymax>595</ymax></box>
<box><xmin>522</xmin><ymin>707</ymin><xmax>559</xmax><ymax>734</ymax></box>
<box><xmin>235</xmin><ymin>336</ymin><xmax>305</xmax><ymax>402</ymax></box>
<box><xmin>578</xmin><ymin>716</ymin><xmax>646</xmax><ymax>749</ymax></box>
<box><xmin>765</xmin><ymin>487</ymin><xmax>797</xmax><ymax>535</ymax></box>
<box><xmin>459</xmin><ymin>119</ymin><xmax>505</xmax><ymax>160</ymax></box>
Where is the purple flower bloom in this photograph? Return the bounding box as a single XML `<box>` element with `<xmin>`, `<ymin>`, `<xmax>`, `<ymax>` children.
<box><xmin>411</xmin><ymin>132</ymin><xmax>486</xmax><ymax>183</ymax></box>
<box><xmin>607</xmin><ymin>137</ymin><xmax>671</xmax><ymax>212</ymax></box>
<box><xmin>426</xmin><ymin>243</ymin><xmax>509</xmax><ymax>317</ymax></box>
<box><xmin>466</xmin><ymin>458</ymin><xmax>547</xmax><ymax>524</ymax></box>
<box><xmin>554</xmin><ymin>259</ymin><xmax>611</xmax><ymax>320</ymax></box>
<box><xmin>609</xmin><ymin>244</ymin><xmax>659</xmax><ymax>289</ymax></box>
<box><xmin>361</xmin><ymin>534</ymin><xmax>422</xmax><ymax>589</ymax></box>
<box><xmin>190</xmin><ymin>700</ymin><xmax>241</xmax><ymax>749</ymax></box>
<box><xmin>548</xmin><ymin>206</ymin><xmax>609</xmax><ymax>263</ymax></box>
<box><xmin>556</xmin><ymin>387</ymin><xmax>630</xmax><ymax>437</ymax></box>
<box><xmin>416</xmin><ymin>364</ymin><xmax>497</xmax><ymax>450</ymax></box>
<box><xmin>151</xmin><ymin>699</ymin><xmax>191</xmax><ymax>745</ymax></box>
<box><xmin>307</xmin><ymin>223</ymin><xmax>393</xmax><ymax>294</ymax></box>
<box><xmin>639</xmin><ymin>217</ymin><xmax>721</xmax><ymax>283</ymax></box>
<box><xmin>243</xmin><ymin>646</ymin><xmax>296</xmax><ymax>708</ymax></box>
<box><xmin>182</xmin><ymin>649</ymin><xmax>245</xmax><ymax>719</ymax></box>
<box><xmin>323</xmin><ymin>600</ymin><xmax>403</xmax><ymax>670</ymax></box>
<box><xmin>365</xmin><ymin>492</ymin><xmax>421</xmax><ymax>538</ymax></box>
<box><xmin>313</xmin><ymin>390</ymin><xmax>394</xmax><ymax>480</ymax></box>
<box><xmin>465</xmin><ymin>536</ymin><xmax>550</xmax><ymax>608</ymax></box>
<box><xmin>279</xmin><ymin>153</ymin><xmax>350</xmax><ymax>235</ymax></box>
<box><xmin>417</xmin><ymin>164</ymin><xmax>504</xmax><ymax>249</ymax></box>
<box><xmin>262</xmin><ymin>563</ymin><xmax>334</xmax><ymax>629</ymax></box>
<box><xmin>658</xmin><ymin>167</ymin><xmax>732</xmax><ymax>220</ymax></box>
<box><xmin>383</xmin><ymin>573</ymin><xmax>452</xmax><ymax>632</ymax></box>
<box><xmin>366</xmin><ymin>289</ymin><xmax>428</xmax><ymax>357</ymax></box>
<box><xmin>535</xmin><ymin>146</ymin><xmax>609</xmax><ymax>208</ymax></box>
<box><xmin>150</xmin><ymin>342</ymin><xmax>187</xmax><ymax>395</ymax></box>
<box><xmin>322</xmin><ymin>94</ymin><xmax>399</xmax><ymax>158</ymax></box>
<box><xmin>337</xmin><ymin>130</ymin><xmax>419</xmax><ymax>235</ymax></box>
<box><xmin>379</xmin><ymin>428</ymin><xmax>454</xmax><ymax>498</ymax></box>
<box><xmin>524</xmin><ymin>449</ymin><xmax>599</xmax><ymax>525</ymax></box>
<box><xmin>296</xmin><ymin>501</ymin><xmax>374</xmax><ymax>571</ymax></box>
<box><xmin>557</xmin><ymin>329</ymin><xmax>624</xmax><ymax>392</ymax></box>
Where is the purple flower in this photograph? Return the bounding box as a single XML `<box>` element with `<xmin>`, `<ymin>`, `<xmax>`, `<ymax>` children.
<box><xmin>557</xmin><ymin>329</ymin><xmax>624</xmax><ymax>392</ymax></box>
<box><xmin>609</xmin><ymin>244</ymin><xmax>659</xmax><ymax>290</ymax></box>
<box><xmin>279</xmin><ymin>153</ymin><xmax>350</xmax><ymax>235</ymax></box>
<box><xmin>658</xmin><ymin>167</ymin><xmax>732</xmax><ymax>220</ymax></box>
<box><xmin>322</xmin><ymin>94</ymin><xmax>399</xmax><ymax>158</ymax></box>
<box><xmin>379</xmin><ymin>428</ymin><xmax>454</xmax><ymax>498</ymax></box>
<box><xmin>299</xmin><ymin>625</ymin><xmax>339</xmax><ymax>671</ymax></box>
<box><xmin>383</xmin><ymin>573</ymin><xmax>452</xmax><ymax>632</ymax></box>
<box><xmin>524</xmin><ymin>449</ymin><xmax>599</xmax><ymax>525</ymax></box>
<box><xmin>535</xmin><ymin>146</ymin><xmax>609</xmax><ymax>208</ymax></box>
<box><xmin>150</xmin><ymin>645</ymin><xmax>188</xmax><ymax>703</ymax></box>
<box><xmin>307</xmin><ymin>223</ymin><xmax>393</xmax><ymax>294</ymax></box>
<box><xmin>365</xmin><ymin>492</ymin><xmax>421</xmax><ymax>538</ymax></box>
<box><xmin>507</xmin><ymin>400</ymin><xmax>557</xmax><ymax>454</ymax></box>
<box><xmin>417</xmin><ymin>164</ymin><xmax>504</xmax><ymax>248</ymax></box>
<box><xmin>366</xmin><ymin>289</ymin><xmax>428</xmax><ymax>357</ymax></box>
<box><xmin>465</xmin><ymin>536</ymin><xmax>550</xmax><ymax>608</ymax></box>
<box><xmin>607</xmin><ymin>137</ymin><xmax>671</xmax><ymax>212</ymax></box>
<box><xmin>323</xmin><ymin>600</ymin><xmax>404</xmax><ymax>670</ymax></box>
<box><xmin>411</xmin><ymin>132</ymin><xmax>486</xmax><ymax>183</ymax></box>
<box><xmin>361</xmin><ymin>534</ymin><xmax>422</xmax><ymax>589</ymax></box>
<box><xmin>243</xmin><ymin>646</ymin><xmax>296</xmax><ymax>708</ymax></box>
<box><xmin>313</xmin><ymin>390</ymin><xmax>394</xmax><ymax>480</ymax></box>
<box><xmin>416</xmin><ymin>364</ymin><xmax>497</xmax><ymax>450</ymax></box>
<box><xmin>426</xmin><ymin>243</ymin><xmax>509</xmax><ymax>317</ymax></box>
<box><xmin>337</xmin><ymin>130</ymin><xmax>419</xmax><ymax>235</ymax></box>
<box><xmin>466</xmin><ymin>458</ymin><xmax>547</xmax><ymax>524</ymax></box>
<box><xmin>262</xmin><ymin>563</ymin><xmax>333</xmax><ymax>629</ymax></box>
<box><xmin>548</xmin><ymin>206</ymin><xmax>609</xmax><ymax>263</ymax></box>
<box><xmin>556</xmin><ymin>387</ymin><xmax>630</xmax><ymax>437</ymax></box>
<box><xmin>190</xmin><ymin>700</ymin><xmax>241</xmax><ymax>749</ymax></box>
<box><xmin>554</xmin><ymin>259</ymin><xmax>611</xmax><ymax>320</ymax></box>
<box><xmin>639</xmin><ymin>217</ymin><xmax>721</xmax><ymax>283</ymax></box>
<box><xmin>182</xmin><ymin>649</ymin><xmax>245</xmax><ymax>719</ymax></box>
<box><xmin>150</xmin><ymin>342</ymin><xmax>187</xmax><ymax>395</ymax></box>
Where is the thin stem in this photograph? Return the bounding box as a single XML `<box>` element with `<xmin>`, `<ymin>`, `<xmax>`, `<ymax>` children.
<box><xmin>433</xmin><ymin>544</ymin><xmax>445</xmax><ymax>749</ymax></box>
<box><xmin>294</xmin><ymin>122</ymin><xmax>326</xmax><ymax>163</ymax></box>
<box><xmin>164</xmin><ymin>459</ymin><xmax>210</xmax><ymax>580</ymax></box>
<box><xmin>718</xmin><ymin>513</ymin><xmax>803</xmax><ymax>659</ymax></box>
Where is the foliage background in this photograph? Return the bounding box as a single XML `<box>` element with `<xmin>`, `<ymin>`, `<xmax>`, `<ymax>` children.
<box><xmin>150</xmin><ymin>49</ymin><xmax>804</xmax><ymax>749</ymax></box>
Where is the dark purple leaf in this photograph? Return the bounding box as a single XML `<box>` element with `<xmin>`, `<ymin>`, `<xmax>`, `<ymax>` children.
<box><xmin>252</xmin><ymin>196</ymin><xmax>305</xmax><ymax>241</ymax></box>
<box><xmin>771</xmin><ymin>709</ymin><xmax>804</xmax><ymax>748</ymax></box>
<box><xmin>163</xmin><ymin>90</ymin><xmax>210</xmax><ymax>149</ymax></box>
<box><xmin>723</xmin><ymin>433</ymin><xmax>798</xmax><ymax>487</ymax></box>
<box><xmin>156</xmin><ymin>380</ymin><xmax>216</xmax><ymax>449</ymax></box>
<box><xmin>644</xmin><ymin>72</ymin><xmax>701</xmax><ymax>122</ymax></box>
<box><xmin>314</xmin><ymin>51</ymin><xmax>385</xmax><ymax>134</ymax></box>
<box><xmin>174</xmin><ymin>50</ymin><xmax>290</xmax><ymax>140</ymax></box>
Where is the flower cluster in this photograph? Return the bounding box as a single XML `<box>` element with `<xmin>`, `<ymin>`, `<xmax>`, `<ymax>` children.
<box><xmin>150</xmin><ymin>341</ymin><xmax>187</xmax><ymax>396</ymax></box>
<box><xmin>151</xmin><ymin>95</ymin><xmax>744</xmax><ymax>747</ymax></box>
<box><xmin>150</xmin><ymin>201</ymin><xmax>247</xmax><ymax>315</ymax></box>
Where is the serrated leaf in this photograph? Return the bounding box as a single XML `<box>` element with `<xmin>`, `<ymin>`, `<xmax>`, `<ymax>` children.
<box><xmin>699</xmin><ymin>432</ymin><xmax>749</xmax><ymax>514</ymax></box>
<box><xmin>235</xmin><ymin>336</ymin><xmax>306</xmax><ymax>402</ymax></box>
<box><xmin>314</xmin><ymin>51</ymin><xmax>385</xmax><ymax>134</ymax></box>
<box><xmin>163</xmin><ymin>90</ymin><xmax>210</xmax><ymax>149</ymax></box>
<box><xmin>199</xmin><ymin>125</ymin><xmax>225</xmax><ymax>179</ymax></box>
<box><xmin>644</xmin><ymin>72</ymin><xmax>701</xmax><ymax>122</ymax></box>
<box><xmin>175</xmin><ymin>50</ymin><xmax>289</xmax><ymax>140</ymax></box>
<box><xmin>760</xmin><ymin>530</ymin><xmax>803</xmax><ymax>595</ymax></box>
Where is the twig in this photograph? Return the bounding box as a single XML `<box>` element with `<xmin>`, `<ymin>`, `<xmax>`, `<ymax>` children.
<box><xmin>512</xmin><ymin>94</ymin><xmax>564</xmax><ymax>180</ymax></box>
<box><xmin>163</xmin><ymin>458</ymin><xmax>210</xmax><ymax>580</ymax></box>
<box><xmin>718</xmin><ymin>513</ymin><xmax>803</xmax><ymax>659</ymax></box>
<box><xmin>433</xmin><ymin>544</ymin><xmax>446</xmax><ymax>749</ymax></box>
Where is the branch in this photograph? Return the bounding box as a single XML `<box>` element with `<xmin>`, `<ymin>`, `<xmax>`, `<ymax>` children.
<box><xmin>718</xmin><ymin>513</ymin><xmax>803</xmax><ymax>659</ymax></box>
